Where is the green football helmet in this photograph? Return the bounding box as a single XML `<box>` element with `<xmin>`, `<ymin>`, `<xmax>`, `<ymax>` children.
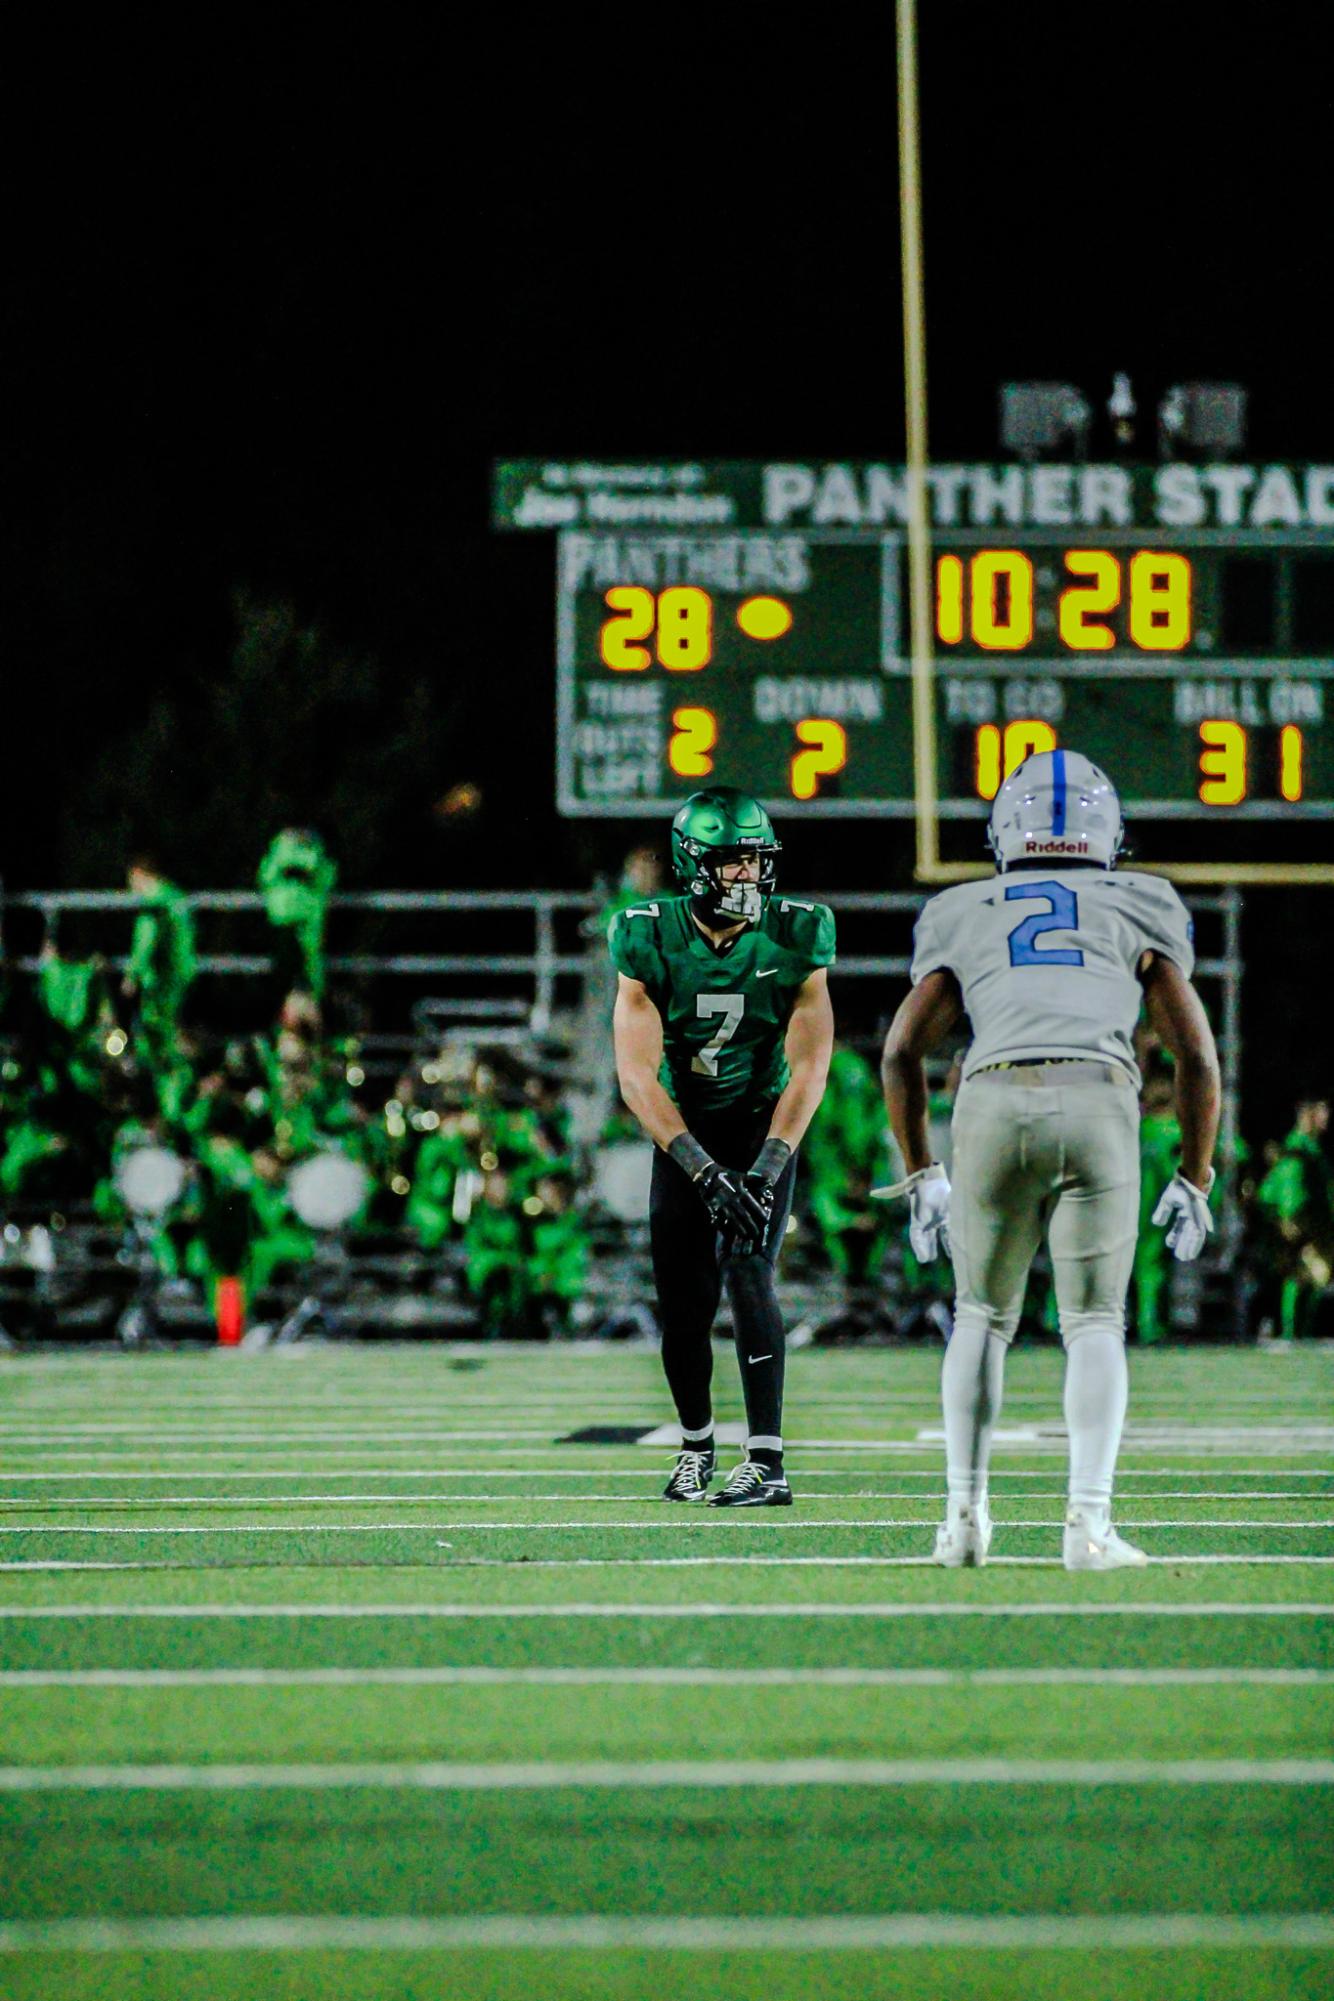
<box><xmin>671</xmin><ymin>787</ymin><xmax>781</xmax><ymax>925</ymax></box>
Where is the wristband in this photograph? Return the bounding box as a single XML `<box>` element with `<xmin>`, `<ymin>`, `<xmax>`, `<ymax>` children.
<box><xmin>751</xmin><ymin>1137</ymin><xmax>792</xmax><ymax>1183</ymax></box>
<box><xmin>667</xmin><ymin>1132</ymin><xmax>712</xmax><ymax>1181</ymax></box>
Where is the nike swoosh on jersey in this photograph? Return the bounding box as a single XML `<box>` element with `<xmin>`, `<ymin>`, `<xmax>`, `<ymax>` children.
<box><xmin>756</xmin><ymin>968</ymin><xmax>779</xmax><ymax>978</ymax></box>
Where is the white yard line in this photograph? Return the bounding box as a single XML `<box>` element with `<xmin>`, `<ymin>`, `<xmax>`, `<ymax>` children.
<box><xmin>0</xmin><ymin>1516</ymin><xmax>1326</xmax><ymax>1534</ymax></box>
<box><xmin>3</xmin><ymin>1554</ymin><xmax>1333</xmax><ymax>1573</ymax></box>
<box><xmin>1</xmin><ymin>1911</ymin><xmax>1331</xmax><ymax>1953</ymax></box>
<box><xmin>3</xmin><ymin>1494</ymin><xmax>1330</xmax><ymax>1510</ymax></box>
<box><xmin>0</xmin><ymin>1599</ymin><xmax>1326</xmax><ymax>1620</ymax></box>
<box><xmin>0</xmin><ymin>1563</ymin><xmax>156</xmax><ymax>1573</ymax></box>
<box><xmin>1</xmin><ymin>1555</ymin><xmax>1332</xmax><ymax>1572</ymax></box>
<box><xmin>0</xmin><ymin>1756</ymin><xmax>1330</xmax><ymax>1795</ymax></box>
<box><xmin>7</xmin><ymin>1419</ymin><xmax>1332</xmax><ymax>1441</ymax></box>
<box><xmin>0</xmin><ymin>1665</ymin><xmax>1327</xmax><ymax>1688</ymax></box>
<box><xmin>2</xmin><ymin>1470</ymin><xmax>1330</xmax><ymax>1486</ymax></box>
<box><xmin>0</xmin><ymin>1473</ymin><xmax>1330</xmax><ymax>1496</ymax></box>
<box><xmin>0</xmin><ymin>1430</ymin><xmax>563</xmax><ymax>1444</ymax></box>
<box><xmin>6</xmin><ymin>1444</ymin><xmax>1331</xmax><ymax>1464</ymax></box>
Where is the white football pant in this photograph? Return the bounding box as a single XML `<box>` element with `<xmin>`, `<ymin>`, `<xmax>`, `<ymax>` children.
<box><xmin>943</xmin><ymin>1064</ymin><xmax>1139</xmax><ymax>1516</ymax></box>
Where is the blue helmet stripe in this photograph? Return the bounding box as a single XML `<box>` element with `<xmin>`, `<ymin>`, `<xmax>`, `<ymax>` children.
<box><xmin>1051</xmin><ymin>748</ymin><xmax>1067</xmax><ymax>836</ymax></box>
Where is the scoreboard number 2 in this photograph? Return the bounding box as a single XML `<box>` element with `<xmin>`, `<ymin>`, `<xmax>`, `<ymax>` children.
<box><xmin>668</xmin><ymin>706</ymin><xmax>718</xmax><ymax>778</ymax></box>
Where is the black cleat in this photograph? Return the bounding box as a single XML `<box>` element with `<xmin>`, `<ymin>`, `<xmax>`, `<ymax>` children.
<box><xmin>663</xmin><ymin>1449</ymin><xmax>716</xmax><ymax>1502</ymax></box>
<box><xmin>708</xmin><ymin>1460</ymin><xmax>792</xmax><ymax>1507</ymax></box>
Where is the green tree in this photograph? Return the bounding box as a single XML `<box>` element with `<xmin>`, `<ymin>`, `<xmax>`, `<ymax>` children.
<box><xmin>70</xmin><ymin>593</ymin><xmax>454</xmax><ymax>884</ymax></box>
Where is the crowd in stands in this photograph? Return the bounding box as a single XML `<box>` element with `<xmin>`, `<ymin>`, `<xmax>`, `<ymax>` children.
<box><xmin>0</xmin><ymin>839</ymin><xmax>1329</xmax><ymax>1343</ymax></box>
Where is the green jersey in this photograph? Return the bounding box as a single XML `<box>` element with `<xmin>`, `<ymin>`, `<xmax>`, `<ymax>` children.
<box><xmin>608</xmin><ymin>893</ymin><xmax>835</xmax><ymax>1118</ymax></box>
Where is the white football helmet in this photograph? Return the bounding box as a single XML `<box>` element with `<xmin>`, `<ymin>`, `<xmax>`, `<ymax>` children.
<box><xmin>987</xmin><ymin>749</ymin><xmax>1124</xmax><ymax>872</ymax></box>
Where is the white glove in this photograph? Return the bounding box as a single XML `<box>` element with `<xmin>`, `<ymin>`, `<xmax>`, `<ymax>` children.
<box><xmin>871</xmin><ymin>1163</ymin><xmax>951</xmax><ymax>1262</ymax></box>
<box><xmin>1151</xmin><ymin>1168</ymin><xmax>1215</xmax><ymax>1262</ymax></box>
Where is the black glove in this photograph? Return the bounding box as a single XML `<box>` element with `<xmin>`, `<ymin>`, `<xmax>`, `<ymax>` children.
<box><xmin>695</xmin><ymin>1159</ymin><xmax>771</xmax><ymax>1243</ymax></box>
<box><xmin>668</xmin><ymin>1133</ymin><xmax>770</xmax><ymax>1244</ymax></box>
<box><xmin>743</xmin><ymin>1136</ymin><xmax>792</xmax><ymax>1233</ymax></box>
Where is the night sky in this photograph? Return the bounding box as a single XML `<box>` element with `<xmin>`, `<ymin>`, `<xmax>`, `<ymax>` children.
<box><xmin>2</xmin><ymin>9</ymin><xmax>1330</xmax><ymax>1117</ymax></box>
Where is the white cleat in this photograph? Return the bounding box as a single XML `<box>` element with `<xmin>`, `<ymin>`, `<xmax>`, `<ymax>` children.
<box><xmin>933</xmin><ymin>1500</ymin><xmax>992</xmax><ymax>1568</ymax></box>
<box><xmin>1063</xmin><ymin>1507</ymin><xmax>1148</xmax><ymax>1571</ymax></box>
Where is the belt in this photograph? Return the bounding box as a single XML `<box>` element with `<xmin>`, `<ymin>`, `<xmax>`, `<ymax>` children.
<box><xmin>971</xmin><ymin>1059</ymin><xmax>1126</xmax><ymax>1086</ymax></box>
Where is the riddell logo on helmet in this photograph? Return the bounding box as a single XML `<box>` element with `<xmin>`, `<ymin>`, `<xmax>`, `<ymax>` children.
<box><xmin>1024</xmin><ymin>836</ymin><xmax>1090</xmax><ymax>854</ymax></box>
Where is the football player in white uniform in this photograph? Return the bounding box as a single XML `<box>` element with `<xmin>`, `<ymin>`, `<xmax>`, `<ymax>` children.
<box><xmin>880</xmin><ymin>750</ymin><xmax>1220</xmax><ymax>1569</ymax></box>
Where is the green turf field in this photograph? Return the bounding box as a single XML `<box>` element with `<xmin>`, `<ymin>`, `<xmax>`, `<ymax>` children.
<box><xmin>0</xmin><ymin>1340</ymin><xmax>1330</xmax><ymax>2000</ymax></box>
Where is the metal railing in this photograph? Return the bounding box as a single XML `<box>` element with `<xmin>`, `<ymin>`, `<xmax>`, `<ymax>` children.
<box><xmin>0</xmin><ymin>877</ymin><xmax>1244</xmax><ymax>1188</ymax></box>
<box><xmin>0</xmin><ymin>881</ymin><xmax>1249</xmax><ymax>1331</ymax></box>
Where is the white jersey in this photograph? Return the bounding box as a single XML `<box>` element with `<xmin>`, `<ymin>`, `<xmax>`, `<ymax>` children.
<box><xmin>911</xmin><ymin>868</ymin><xmax>1194</xmax><ymax>1087</ymax></box>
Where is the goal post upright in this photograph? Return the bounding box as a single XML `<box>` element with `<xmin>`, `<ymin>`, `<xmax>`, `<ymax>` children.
<box><xmin>897</xmin><ymin>0</ymin><xmax>956</xmax><ymax>883</ymax></box>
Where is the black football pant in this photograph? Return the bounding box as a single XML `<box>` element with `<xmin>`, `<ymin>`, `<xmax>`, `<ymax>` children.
<box><xmin>649</xmin><ymin>1100</ymin><xmax>798</xmax><ymax>1450</ymax></box>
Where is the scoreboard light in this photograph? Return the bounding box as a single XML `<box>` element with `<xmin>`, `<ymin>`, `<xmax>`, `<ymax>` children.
<box><xmin>602</xmin><ymin>584</ymin><xmax>714</xmax><ymax>671</ymax></box>
<box><xmin>556</xmin><ymin>528</ymin><xmax>1333</xmax><ymax>846</ymax></box>
<box><xmin>940</xmin><ymin>548</ymin><xmax>1192</xmax><ymax>653</ymax></box>
<box><xmin>1199</xmin><ymin>721</ymin><xmax>1246</xmax><ymax>806</ymax></box>
<box><xmin>974</xmin><ymin>720</ymin><xmax>1058</xmax><ymax>800</ymax></box>
<box><xmin>736</xmin><ymin>595</ymin><xmax>793</xmax><ymax>641</ymax></box>
<box><xmin>669</xmin><ymin>706</ymin><xmax>717</xmax><ymax>778</ymax></box>
<box><xmin>791</xmin><ymin>718</ymin><xmax>848</xmax><ymax>800</ymax></box>
<box><xmin>1280</xmin><ymin>725</ymin><xmax>1304</xmax><ymax>803</ymax></box>
<box><xmin>963</xmin><ymin>719</ymin><xmax>1307</xmax><ymax>808</ymax></box>
<box><xmin>602</xmin><ymin>587</ymin><xmax>798</xmax><ymax>671</ymax></box>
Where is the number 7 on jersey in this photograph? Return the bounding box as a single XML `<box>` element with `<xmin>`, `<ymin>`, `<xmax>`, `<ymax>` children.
<box><xmin>692</xmin><ymin>993</ymin><xmax>745</xmax><ymax>1075</ymax></box>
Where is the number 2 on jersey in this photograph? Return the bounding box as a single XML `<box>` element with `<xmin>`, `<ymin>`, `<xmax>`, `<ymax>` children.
<box><xmin>1004</xmin><ymin>881</ymin><xmax>1085</xmax><ymax>967</ymax></box>
<box><xmin>692</xmin><ymin>993</ymin><xmax>745</xmax><ymax>1075</ymax></box>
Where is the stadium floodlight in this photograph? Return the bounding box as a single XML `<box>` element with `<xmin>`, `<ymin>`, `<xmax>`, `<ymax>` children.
<box><xmin>1108</xmin><ymin>372</ymin><xmax>1137</xmax><ymax>449</ymax></box>
<box><xmin>1158</xmin><ymin>382</ymin><xmax>1248</xmax><ymax>459</ymax></box>
<box><xmin>999</xmin><ymin>383</ymin><xmax>1092</xmax><ymax>461</ymax></box>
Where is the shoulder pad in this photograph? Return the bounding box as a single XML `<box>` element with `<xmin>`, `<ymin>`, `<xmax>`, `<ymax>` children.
<box><xmin>607</xmin><ymin>900</ymin><xmax>666</xmax><ymax>982</ymax></box>
<box><xmin>772</xmin><ymin>897</ymin><xmax>836</xmax><ymax>967</ymax></box>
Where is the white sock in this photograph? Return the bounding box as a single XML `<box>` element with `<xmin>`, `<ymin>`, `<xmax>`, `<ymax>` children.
<box><xmin>941</xmin><ymin>1310</ymin><xmax>1006</xmax><ymax>1510</ymax></box>
<box><xmin>1064</xmin><ymin>1327</ymin><xmax>1128</xmax><ymax>1520</ymax></box>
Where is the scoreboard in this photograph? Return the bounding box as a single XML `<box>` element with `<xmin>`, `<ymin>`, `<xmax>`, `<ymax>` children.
<box><xmin>555</xmin><ymin>527</ymin><xmax>1333</xmax><ymax>820</ymax></box>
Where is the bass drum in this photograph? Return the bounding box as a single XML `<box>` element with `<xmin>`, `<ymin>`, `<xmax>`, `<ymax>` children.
<box><xmin>114</xmin><ymin>1146</ymin><xmax>187</xmax><ymax>1218</ymax></box>
<box><xmin>287</xmin><ymin>1153</ymin><xmax>371</xmax><ymax>1232</ymax></box>
<box><xmin>591</xmin><ymin>1142</ymin><xmax>654</xmax><ymax>1224</ymax></box>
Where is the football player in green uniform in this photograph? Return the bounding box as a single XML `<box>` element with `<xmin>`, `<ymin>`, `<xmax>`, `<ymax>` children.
<box><xmin>610</xmin><ymin>787</ymin><xmax>835</xmax><ymax>1506</ymax></box>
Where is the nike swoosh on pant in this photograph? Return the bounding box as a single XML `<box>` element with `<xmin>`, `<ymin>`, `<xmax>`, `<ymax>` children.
<box><xmin>747</xmin><ymin>1354</ymin><xmax>772</xmax><ymax>1363</ymax></box>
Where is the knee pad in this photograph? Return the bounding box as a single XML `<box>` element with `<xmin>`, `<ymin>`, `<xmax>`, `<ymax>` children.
<box><xmin>1060</xmin><ymin>1308</ymin><xmax>1125</xmax><ymax>1349</ymax></box>
<box><xmin>952</xmin><ymin>1299</ymin><xmax>1022</xmax><ymax>1346</ymax></box>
